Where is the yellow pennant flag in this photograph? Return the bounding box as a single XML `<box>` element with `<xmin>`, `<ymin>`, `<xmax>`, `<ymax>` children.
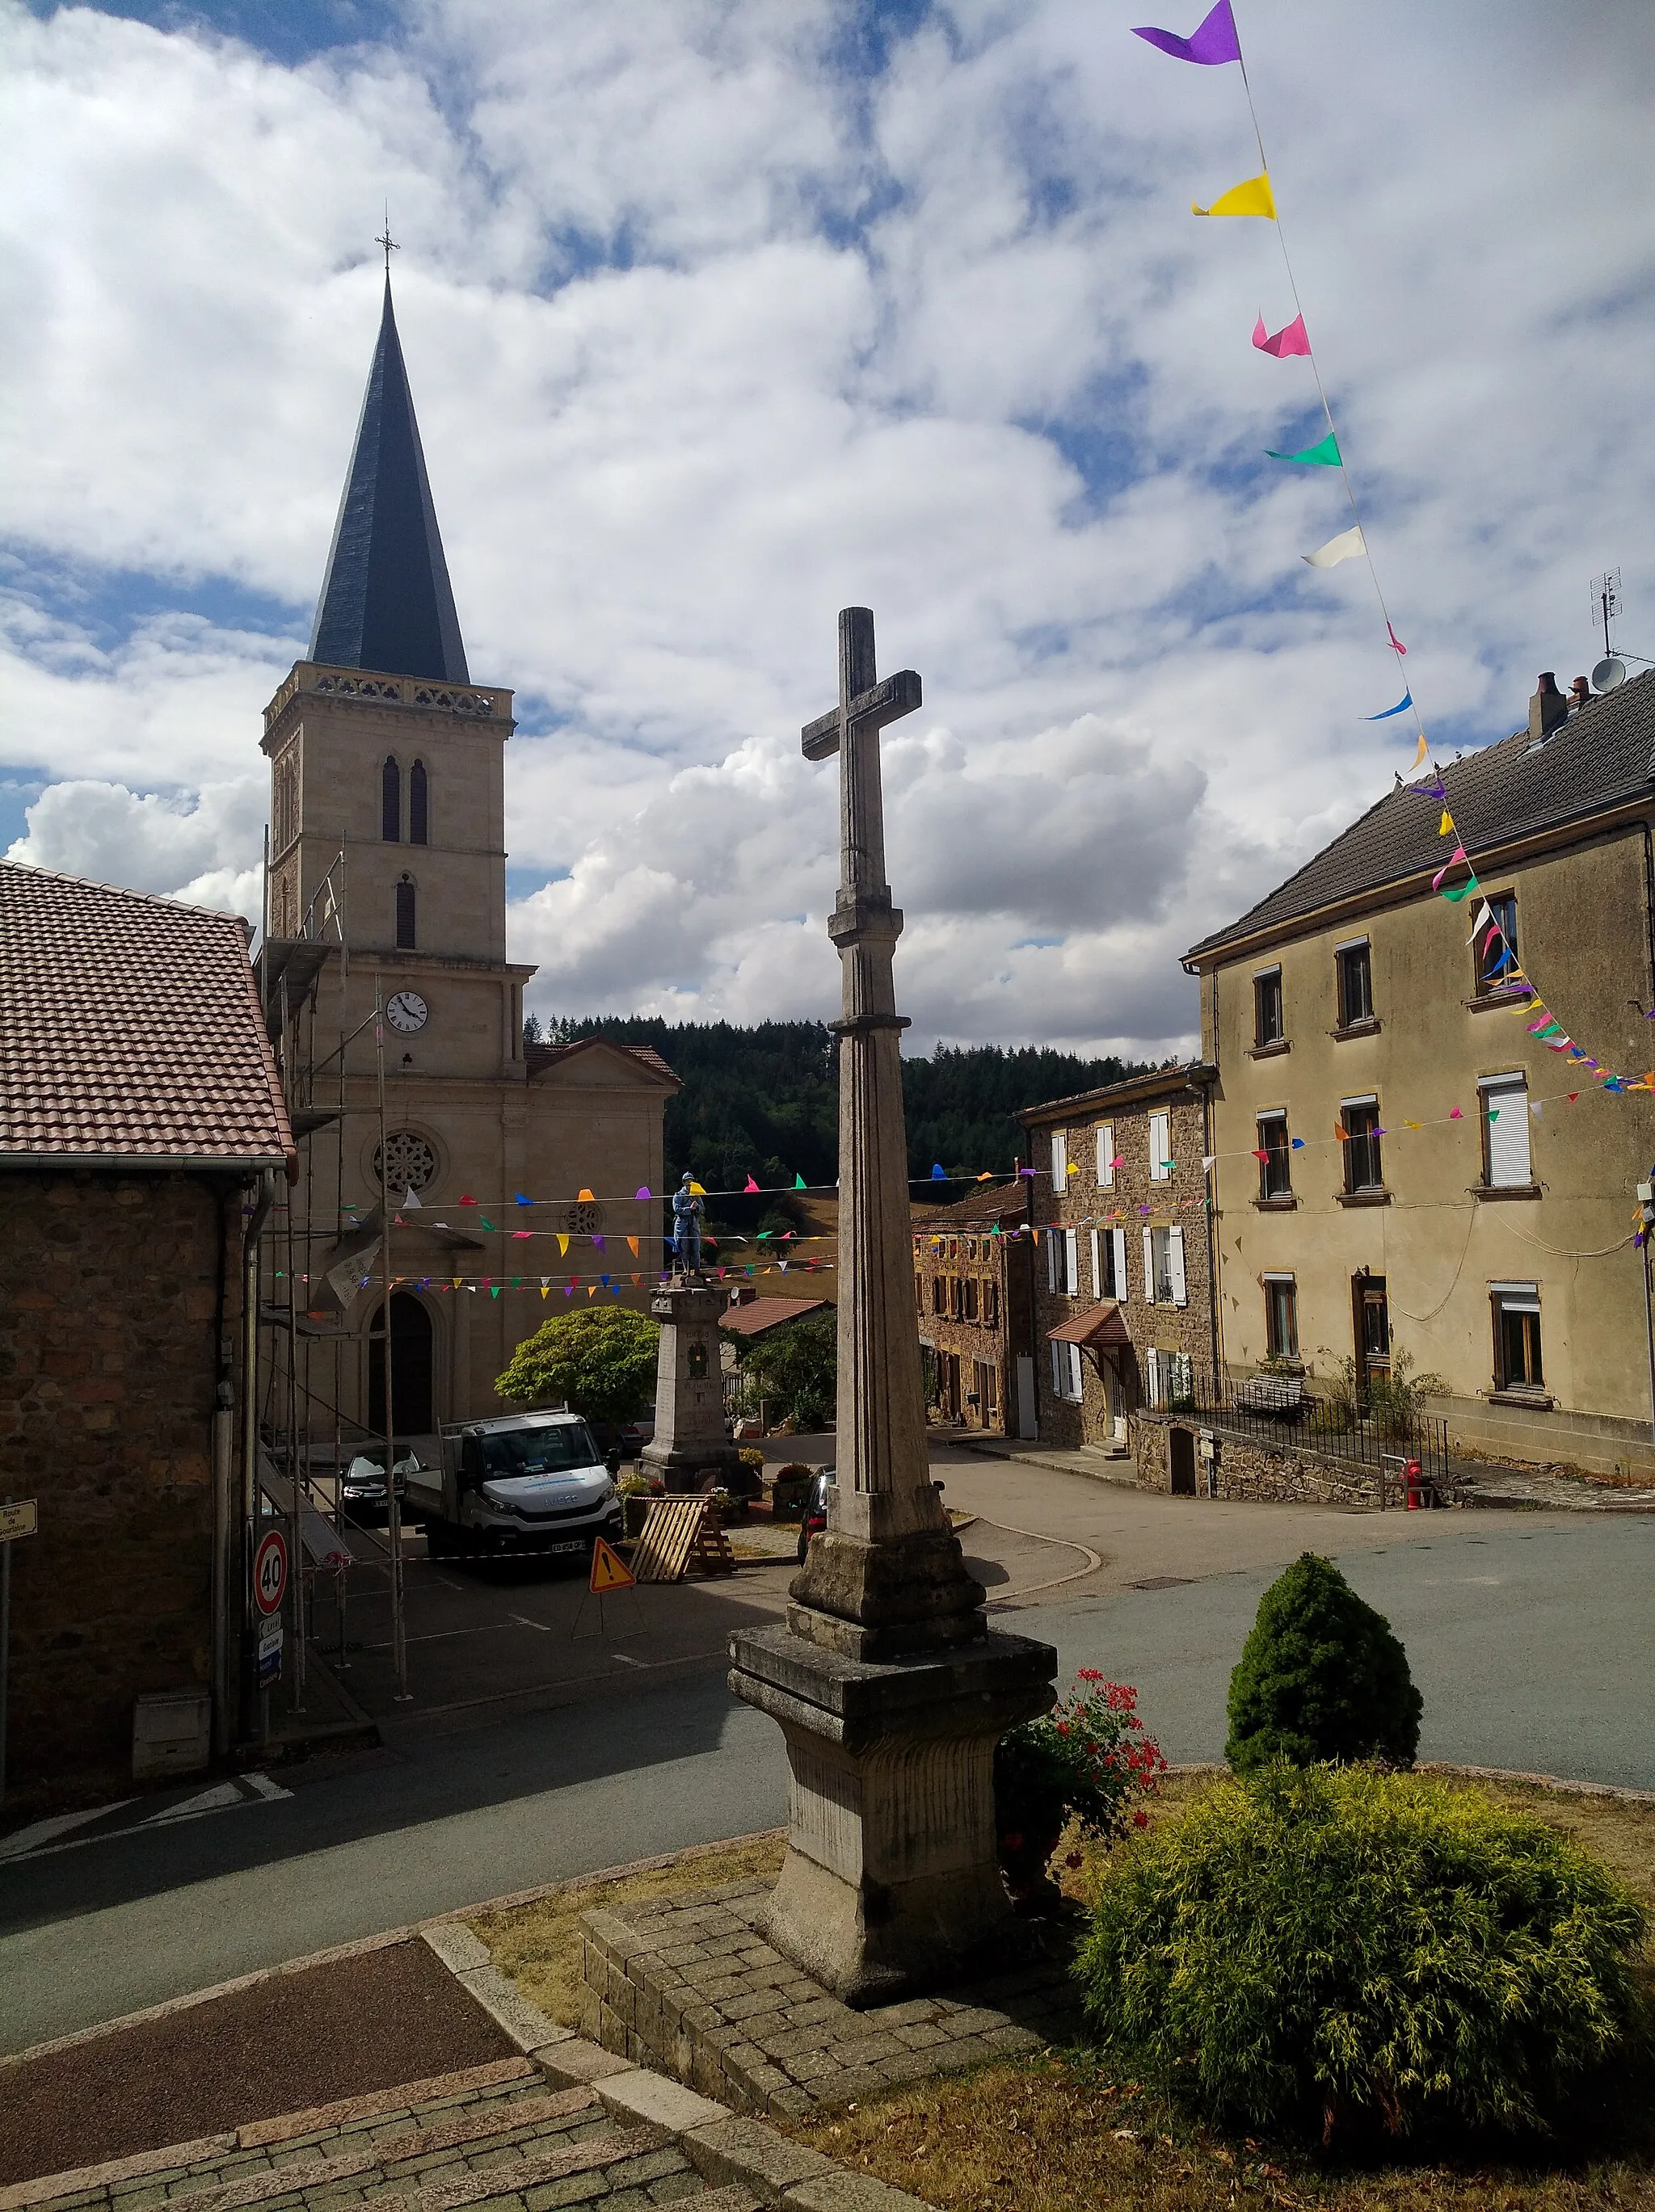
<box><xmin>558</xmin><ymin>1234</ymin><xmax>570</xmax><ymax>1255</ymax></box>
<box><xmin>689</xmin><ymin>1180</ymin><xmax>706</xmax><ymax>1195</ymax></box>
<box><xmin>587</xmin><ymin>1283</ymin><xmax>597</xmax><ymax>1297</ymax></box>
<box><xmin>1193</xmin><ymin>171</ymin><xmax>1275</xmax><ymax>218</ymax></box>
<box><xmin>1438</xmin><ymin>810</ymin><xmax>1453</xmax><ymax>835</ymax></box>
<box><xmin>451</xmin><ymin>1276</ymin><xmax>461</xmax><ymax>1289</ymax></box>
<box><xmin>1412</xmin><ymin>730</ymin><xmax>1430</xmax><ymax>767</ymax></box>
<box><xmin>540</xmin><ymin>1285</ymin><xmax>550</xmax><ymax>1299</ymax></box>
<box><xmin>627</xmin><ymin>1235</ymin><xmax>640</xmax><ymax>1255</ymax></box>
<box><xmin>1403</xmin><ymin>1119</ymin><xmax>1422</xmax><ymax>1131</ymax></box>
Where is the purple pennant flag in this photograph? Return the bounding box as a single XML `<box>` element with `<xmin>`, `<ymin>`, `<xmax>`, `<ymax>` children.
<box><xmin>1132</xmin><ymin>0</ymin><xmax>1240</xmax><ymax>65</ymax></box>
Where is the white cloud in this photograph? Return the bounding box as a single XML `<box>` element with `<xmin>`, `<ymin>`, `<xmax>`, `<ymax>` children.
<box><xmin>2</xmin><ymin>0</ymin><xmax>1653</xmax><ymax>1055</ymax></box>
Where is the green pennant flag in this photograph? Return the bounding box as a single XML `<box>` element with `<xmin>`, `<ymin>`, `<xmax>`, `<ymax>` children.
<box><xmin>794</xmin><ymin>1173</ymin><xmax>806</xmax><ymax>1189</ymax></box>
<box><xmin>1441</xmin><ymin>877</ymin><xmax>1477</xmax><ymax>903</ymax></box>
<box><xmin>1265</xmin><ymin>430</ymin><xmax>1341</xmax><ymax>465</ymax></box>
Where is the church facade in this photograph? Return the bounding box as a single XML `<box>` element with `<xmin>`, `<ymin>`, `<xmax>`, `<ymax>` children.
<box><xmin>259</xmin><ymin>275</ymin><xmax>677</xmax><ymax>1452</ymax></box>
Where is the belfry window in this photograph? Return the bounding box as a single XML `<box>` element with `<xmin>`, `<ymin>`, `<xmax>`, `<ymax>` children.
<box><xmin>396</xmin><ymin>874</ymin><xmax>416</xmax><ymax>949</ymax></box>
<box><xmin>381</xmin><ymin>757</ymin><xmax>401</xmax><ymax>842</ymax></box>
<box><xmin>410</xmin><ymin>759</ymin><xmax>428</xmax><ymax>845</ymax></box>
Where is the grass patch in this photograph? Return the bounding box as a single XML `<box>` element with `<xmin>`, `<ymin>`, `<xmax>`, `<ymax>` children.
<box><xmin>466</xmin><ymin>1830</ymin><xmax>786</xmax><ymax>2027</ymax></box>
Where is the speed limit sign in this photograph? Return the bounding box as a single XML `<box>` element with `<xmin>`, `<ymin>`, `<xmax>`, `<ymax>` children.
<box><xmin>252</xmin><ymin>1529</ymin><xmax>288</xmax><ymax>1617</ymax></box>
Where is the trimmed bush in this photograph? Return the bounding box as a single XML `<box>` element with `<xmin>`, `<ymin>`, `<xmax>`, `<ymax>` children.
<box><xmin>1075</xmin><ymin>1764</ymin><xmax>1648</xmax><ymax>2142</ymax></box>
<box><xmin>1227</xmin><ymin>1551</ymin><xmax>1421</xmax><ymax>1772</ymax></box>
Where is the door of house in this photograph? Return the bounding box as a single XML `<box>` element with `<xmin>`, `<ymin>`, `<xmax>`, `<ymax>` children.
<box><xmin>1353</xmin><ymin>1274</ymin><xmax>1391</xmax><ymax>1406</ymax></box>
<box><xmin>368</xmin><ymin>1292</ymin><xmax>435</xmax><ymax>1438</ymax></box>
<box><xmin>1169</xmin><ymin>1427</ymin><xmax>1198</xmax><ymax>1495</ymax></box>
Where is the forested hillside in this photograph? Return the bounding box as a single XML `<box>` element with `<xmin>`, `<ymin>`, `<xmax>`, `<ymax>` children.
<box><xmin>532</xmin><ymin>1016</ymin><xmax>1149</xmax><ymax>1196</ymax></box>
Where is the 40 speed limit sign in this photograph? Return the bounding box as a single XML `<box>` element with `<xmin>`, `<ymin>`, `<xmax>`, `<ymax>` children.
<box><xmin>252</xmin><ymin>1528</ymin><xmax>288</xmax><ymax>1617</ymax></box>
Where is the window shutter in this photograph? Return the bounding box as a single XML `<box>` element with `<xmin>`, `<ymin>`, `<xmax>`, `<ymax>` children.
<box><xmin>1046</xmin><ymin>1233</ymin><xmax>1059</xmax><ymax>1293</ymax></box>
<box><xmin>1068</xmin><ymin>1344</ymin><xmax>1084</xmax><ymax>1401</ymax></box>
<box><xmin>1089</xmin><ymin>1229</ymin><xmax>1101</xmax><ymax>1299</ymax></box>
<box><xmin>1096</xmin><ymin>1123</ymin><xmax>1114</xmax><ymax>1188</ymax></box>
<box><xmin>1484</xmin><ymin>1078</ymin><xmax>1531</xmax><ymax>1187</ymax></box>
<box><xmin>1065</xmin><ymin>1228</ymin><xmax>1078</xmax><ymax>1293</ymax></box>
<box><xmin>1113</xmin><ymin>1228</ymin><xmax>1128</xmax><ymax>1303</ymax></box>
<box><xmin>1169</xmin><ymin>1226</ymin><xmax>1187</xmax><ymax>1307</ymax></box>
<box><xmin>1149</xmin><ymin>1111</ymin><xmax>1171</xmax><ymax>1182</ymax></box>
<box><xmin>1051</xmin><ymin>1130</ymin><xmax>1067</xmax><ymax>1185</ymax></box>
<box><xmin>1141</xmin><ymin>1226</ymin><xmax>1156</xmax><ymax>1306</ymax></box>
<box><xmin>1050</xmin><ymin>1340</ymin><xmax>1063</xmax><ymax>1397</ymax></box>
<box><xmin>1146</xmin><ymin>1345</ymin><xmax>1161</xmax><ymax>1404</ymax></box>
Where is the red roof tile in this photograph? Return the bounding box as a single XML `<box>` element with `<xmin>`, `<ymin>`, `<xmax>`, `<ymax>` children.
<box><xmin>524</xmin><ymin>1037</ymin><xmax>680</xmax><ymax>1086</ymax></box>
<box><xmin>719</xmin><ymin>1294</ymin><xmax>828</xmax><ymax>1336</ymax></box>
<box><xmin>0</xmin><ymin>864</ymin><xmax>293</xmax><ymax>1166</ymax></box>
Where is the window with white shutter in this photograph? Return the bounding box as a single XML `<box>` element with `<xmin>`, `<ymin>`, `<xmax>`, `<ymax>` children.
<box><xmin>1090</xmin><ymin>1228</ymin><xmax>1102</xmax><ymax>1298</ymax></box>
<box><xmin>1068</xmin><ymin>1343</ymin><xmax>1084</xmax><ymax>1401</ymax></box>
<box><xmin>1168</xmin><ymin>1225</ymin><xmax>1188</xmax><ymax>1307</ymax></box>
<box><xmin>1112</xmin><ymin>1227</ymin><xmax>1128</xmax><ymax>1303</ymax></box>
<box><xmin>1141</xmin><ymin>1226</ymin><xmax>1156</xmax><ymax>1306</ymax></box>
<box><xmin>1096</xmin><ymin>1123</ymin><xmax>1114</xmax><ymax>1188</ymax></box>
<box><xmin>1064</xmin><ymin>1228</ymin><xmax>1079</xmax><ymax>1295</ymax></box>
<box><xmin>1480</xmin><ymin>1073</ymin><xmax>1531</xmax><ymax>1188</ymax></box>
<box><xmin>1149</xmin><ymin>1111</ymin><xmax>1172</xmax><ymax>1182</ymax></box>
<box><xmin>1050</xmin><ymin>1339</ymin><xmax>1064</xmax><ymax>1398</ymax></box>
<box><xmin>1051</xmin><ymin>1130</ymin><xmax>1068</xmax><ymax>1187</ymax></box>
<box><xmin>1045</xmin><ymin>1231</ymin><xmax>1059</xmax><ymax>1293</ymax></box>
<box><xmin>1145</xmin><ymin>1345</ymin><xmax>1161</xmax><ymax>1405</ymax></box>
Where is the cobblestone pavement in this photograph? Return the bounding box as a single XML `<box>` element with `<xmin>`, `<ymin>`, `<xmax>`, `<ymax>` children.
<box><xmin>0</xmin><ymin>2056</ymin><xmax>757</xmax><ymax>2212</ymax></box>
<box><xmin>580</xmin><ymin>1881</ymin><xmax>1080</xmax><ymax>2121</ymax></box>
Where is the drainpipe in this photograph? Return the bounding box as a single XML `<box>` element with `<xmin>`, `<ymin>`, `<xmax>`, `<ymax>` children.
<box><xmin>238</xmin><ymin>1168</ymin><xmax>276</xmax><ymax>1743</ymax></box>
<box><xmin>211</xmin><ymin>1183</ymin><xmax>238</xmax><ymax>1758</ymax></box>
<box><xmin>1020</xmin><ymin>1146</ymin><xmax>1041</xmax><ymax>1435</ymax></box>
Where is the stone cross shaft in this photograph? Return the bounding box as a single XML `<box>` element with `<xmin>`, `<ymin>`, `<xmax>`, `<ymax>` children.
<box><xmin>801</xmin><ymin>608</ymin><xmax>938</xmax><ymax>1544</ymax></box>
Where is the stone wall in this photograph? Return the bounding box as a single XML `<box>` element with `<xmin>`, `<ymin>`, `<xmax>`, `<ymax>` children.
<box><xmin>1131</xmin><ymin>1411</ymin><xmax>1383</xmax><ymax>1508</ymax></box>
<box><xmin>0</xmin><ymin>1170</ymin><xmax>236</xmax><ymax>1789</ymax></box>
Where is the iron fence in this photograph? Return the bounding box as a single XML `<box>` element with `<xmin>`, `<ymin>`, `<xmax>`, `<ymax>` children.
<box><xmin>1142</xmin><ymin>1358</ymin><xmax>1452</xmax><ymax>1501</ymax></box>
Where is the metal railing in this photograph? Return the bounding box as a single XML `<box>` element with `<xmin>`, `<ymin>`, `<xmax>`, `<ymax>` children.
<box><xmin>1142</xmin><ymin>1359</ymin><xmax>1451</xmax><ymax>1498</ymax></box>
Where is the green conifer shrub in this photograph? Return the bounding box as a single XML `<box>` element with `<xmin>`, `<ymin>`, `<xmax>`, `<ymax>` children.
<box><xmin>1227</xmin><ymin>1551</ymin><xmax>1421</xmax><ymax>1772</ymax></box>
<box><xmin>1075</xmin><ymin>1764</ymin><xmax>1648</xmax><ymax>2142</ymax></box>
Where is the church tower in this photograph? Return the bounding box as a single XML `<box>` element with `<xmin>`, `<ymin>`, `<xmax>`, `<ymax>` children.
<box><xmin>260</xmin><ymin>273</ymin><xmax>676</xmax><ymax>1449</ymax></box>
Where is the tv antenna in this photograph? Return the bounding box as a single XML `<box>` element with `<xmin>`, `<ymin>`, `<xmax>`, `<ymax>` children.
<box><xmin>1588</xmin><ymin>569</ymin><xmax>1652</xmax><ymax>693</ymax></box>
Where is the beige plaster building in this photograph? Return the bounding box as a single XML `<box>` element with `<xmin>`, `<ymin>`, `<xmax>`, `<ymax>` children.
<box><xmin>1184</xmin><ymin>671</ymin><xmax>1655</xmax><ymax>1480</ymax></box>
<box><xmin>1020</xmin><ymin>1066</ymin><xmax>1218</xmax><ymax>1454</ymax></box>
<box><xmin>259</xmin><ymin>279</ymin><xmax>677</xmax><ymax>1451</ymax></box>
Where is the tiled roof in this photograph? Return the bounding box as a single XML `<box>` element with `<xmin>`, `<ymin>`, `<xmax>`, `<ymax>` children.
<box><xmin>912</xmin><ymin>1180</ymin><xmax>1027</xmax><ymax>1230</ymax></box>
<box><xmin>0</xmin><ymin>864</ymin><xmax>293</xmax><ymax>1165</ymax></box>
<box><xmin>524</xmin><ymin>1037</ymin><xmax>681</xmax><ymax>1087</ymax></box>
<box><xmin>1018</xmin><ymin>1061</ymin><xmax>1215</xmax><ymax>1127</ymax></box>
<box><xmin>719</xmin><ymin>1294</ymin><xmax>828</xmax><ymax>1336</ymax></box>
<box><xmin>1185</xmin><ymin>672</ymin><xmax>1655</xmax><ymax>963</ymax></box>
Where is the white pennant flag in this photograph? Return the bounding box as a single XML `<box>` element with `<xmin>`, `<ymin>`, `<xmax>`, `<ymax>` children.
<box><xmin>1302</xmin><ymin>525</ymin><xmax>1366</xmax><ymax>569</ymax></box>
<box><xmin>402</xmin><ymin>1185</ymin><xmax>422</xmax><ymax>1209</ymax></box>
<box><xmin>1201</xmin><ymin>1154</ymin><xmax>1218</xmax><ymax>1172</ymax></box>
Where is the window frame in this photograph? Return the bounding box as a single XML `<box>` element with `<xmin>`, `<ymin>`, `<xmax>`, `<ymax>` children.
<box><xmin>1095</xmin><ymin>1122</ymin><xmax>1114</xmax><ymax>1188</ymax></box>
<box><xmin>1253</xmin><ymin>965</ymin><xmax>1284</xmax><ymax>1047</ymax></box>
<box><xmin>1148</xmin><ymin>1109</ymin><xmax>1173</xmax><ymax>1183</ymax></box>
<box><xmin>1479</xmin><ymin>1071</ymin><xmax>1532</xmax><ymax>1188</ymax></box>
<box><xmin>381</xmin><ymin>755</ymin><xmax>402</xmax><ymax>843</ymax></box>
<box><xmin>1051</xmin><ymin>1129</ymin><xmax>1068</xmax><ymax>1188</ymax></box>
<box><xmin>1491</xmin><ymin>1281</ymin><xmax>1543</xmax><ymax>1392</ymax></box>
<box><xmin>1475</xmin><ymin>891</ymin><xmax>1518</xmax><ymax>996</ymax></box>
<box><xmin>1341</xmin><ymin>1095</ymin><xmax>1383</xmax><ymax>1193</ymax></box>
<box><xmin>1263</xmin><ymin>1272</ymin><xmax>1299</xmax><ymax>1360</ymax></box>
<box><xmin>1257</xmin><ymin>1110</ymin><xmax>1292</xmax><ymax>1200</ymax></box>
<box><xmin>1336</xmin><ymin>937</ymin><xmax>1375</xmax><ymax>1028</ymax></box>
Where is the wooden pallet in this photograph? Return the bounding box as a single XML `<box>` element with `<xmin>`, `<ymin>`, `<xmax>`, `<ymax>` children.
<box><xmin>631</xmin><ymin>1495</ymin><xmax>736</xmax><ymax>1581</ymax></box>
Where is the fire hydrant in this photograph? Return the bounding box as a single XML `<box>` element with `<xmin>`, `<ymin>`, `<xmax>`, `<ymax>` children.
<box><xmin>1404</xmin><ymin>1457</ymin><xmax>1424</xmax><ymax>1511</ymax></box>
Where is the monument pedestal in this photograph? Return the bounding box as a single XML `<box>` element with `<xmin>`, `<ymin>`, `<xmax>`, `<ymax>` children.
<box><xmin>729</xmin><ymin>1622</ymin><xmax>1056</xmax><ymax>2006</ymax></box>
<box><xmin>640</xmin><ymin>1279</ymin><xmax>743</xmax><ymax>1490</ymax></box>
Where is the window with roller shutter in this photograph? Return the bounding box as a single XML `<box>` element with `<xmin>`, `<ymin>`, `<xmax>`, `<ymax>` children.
<box><xmin>1480</xmin><ymin>1073</ymin><xmax>1532</xmax><ymax>1188</ymax></box>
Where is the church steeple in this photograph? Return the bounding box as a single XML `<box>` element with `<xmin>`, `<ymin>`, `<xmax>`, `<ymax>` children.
<box><xmin>309</xmin><ymin>278</ymin><xmax>470</xmax><ymax>684</ymax></box>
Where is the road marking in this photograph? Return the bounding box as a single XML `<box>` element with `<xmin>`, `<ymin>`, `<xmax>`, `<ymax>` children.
<box><xmin>0</xmin><ymin>1775</ymin><xmax>290</xmax><ymax>1861</ymax></box>
<box><xmin>0</xmin><ymin>1800</ymin><xmax>137</xmax><ymax>1863</ymax></box>
<box><xmin>509</xmin><ymin>1613</ymin><xmax>554</xmax><ymax>1634</ymax></box>
<box><xmin>612</xmin><ymin>1654</ymin><xmax>646</xmax><ymax>1667</ymax></box>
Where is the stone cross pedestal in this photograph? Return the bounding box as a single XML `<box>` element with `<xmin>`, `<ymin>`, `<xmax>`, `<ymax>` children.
<box><xmin>640</xmin><ymin>1280</ymin><xmax>741</xmax><ymax>1491</ymax></box>
<box><xmin>730</xmin><ymin>608</ymin><xmax>1055</xmax><ymax>2005</ymax></box>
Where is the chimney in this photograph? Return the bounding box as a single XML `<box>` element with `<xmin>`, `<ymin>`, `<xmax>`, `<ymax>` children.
<box><xmin>1528</xmin><ymin>671</ymin><xmax>1568</xmax><ymax>742</ymax></box>
<box><xmin>1570</xmin><ymin>675</ymin><xmax>1591</xmax><ymax>712</ymax></box>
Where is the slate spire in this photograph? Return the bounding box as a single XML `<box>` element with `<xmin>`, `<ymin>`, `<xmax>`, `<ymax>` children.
<box><xmin>309</xmin><ymin>278</ymin><xmax>470</xmax><ymax>683</ymax></box>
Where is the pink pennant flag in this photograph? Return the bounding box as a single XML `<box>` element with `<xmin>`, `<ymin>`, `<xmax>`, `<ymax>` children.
<box><xmin>743</xmin><ymin>1175</ymin><xmax>760</xmax><ymax>1192</ymax></box>
<box><xmin>1252</xmin><ymin>311</ymin><xmax>1310</xmax><ymax>358</ymax></box>
<box><xmin>1431</xmin><ymin>847</ymin><xmax>1468</xmax><ymax>891</ymax></box>
<box><xmin>1387</xmin><ymin>621</ymin><xmax>1407</xmax><ymax>656</ymax></box>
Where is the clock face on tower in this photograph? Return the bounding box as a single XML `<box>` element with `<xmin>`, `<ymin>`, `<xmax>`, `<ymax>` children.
<box><xmin>386</xmin><ymin>990</ymin><xmax>429</xmax><ymax>1035</ymax></box>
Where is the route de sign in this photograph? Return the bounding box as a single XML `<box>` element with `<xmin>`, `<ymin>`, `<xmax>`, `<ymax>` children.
<box><xmin>252</xmin><ymin>1528</ymin><xmax>288</xmax><ymax>1617</ymax></box>
<box><xmin>0</xmin><ymin>1501</ymin><xmax>37</xmax><ymax>1543</ymax></box>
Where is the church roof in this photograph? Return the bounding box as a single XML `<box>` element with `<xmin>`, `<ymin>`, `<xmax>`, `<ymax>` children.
<box><xmin>310</xmin><ymin>280</ymin><xmax>470</xmax><ymax>684</ymax></box>
<box><xmin>0</xmin><ymin>864</ymin><xmax>293</xmax><ymax>1167</ymax></box>
<box><xmin>525</xmin><ymin>1037</ymin><xmax>682</xmax><ymax>1087</ymax></box>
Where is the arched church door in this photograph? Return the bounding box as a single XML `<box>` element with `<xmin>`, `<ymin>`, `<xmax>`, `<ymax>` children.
<box><xmin>368</xmin><ymin>1293</ymin><xmax>435</xmax><ymax>1438</ymax></box>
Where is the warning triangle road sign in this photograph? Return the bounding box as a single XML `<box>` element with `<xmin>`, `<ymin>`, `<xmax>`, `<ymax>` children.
<box><xmin>589</xmin><ymin>1536</ymin><xmax>636</xmax><ymax>1594</ymax></box>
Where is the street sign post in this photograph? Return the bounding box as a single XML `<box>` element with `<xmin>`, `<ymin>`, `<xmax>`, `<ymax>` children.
<box><xmin>1</xmin><ymin>1499</ymin><xmax>40</xmax><ymax>1805</ymax></box>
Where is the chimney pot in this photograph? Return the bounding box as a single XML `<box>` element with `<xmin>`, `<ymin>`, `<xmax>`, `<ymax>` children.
<box><xmin>1570</xmin><ymin>676</ymin><xmax>1591</xmax><ymax>709</ymax></box>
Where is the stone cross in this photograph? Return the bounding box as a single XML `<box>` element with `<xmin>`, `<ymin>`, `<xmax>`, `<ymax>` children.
<box><xmin>799</xmin><ymin>608</ymin><xmax>941</xmax><ymax>1545</ymax></box>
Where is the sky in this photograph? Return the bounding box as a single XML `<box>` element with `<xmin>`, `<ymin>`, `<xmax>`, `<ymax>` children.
<box><xmin>3</xmin><ymin>0</ymin><xmax>1653</xmax><ymax>1056</ymax></box>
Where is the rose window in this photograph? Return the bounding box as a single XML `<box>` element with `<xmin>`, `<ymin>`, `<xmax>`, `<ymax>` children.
<box><xmin>566</xmin><ymin>1201</ymin><xmax>604</xmax><ymax>1236</ymax></box>
<box><xmin>375</xmin><ymin>1131</ymin><xmax>440</xmax><ymax>1194</ymax></box>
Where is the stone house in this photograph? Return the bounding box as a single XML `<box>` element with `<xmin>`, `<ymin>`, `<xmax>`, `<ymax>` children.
<box><xmin>0</xmin><ymin>864</ymin><xmax>293</xmax><ymax>1791</ymax></box>
<box><xmin>259</xmin><ymin>276</ymin><xmax>677</xmax><ymax>1457</ymax></box>
<box><xmin>1182</xmin><ymin>669</ymin><xmax>1655</xmax><ymax>1481</ymax></box>
<box><xmin>911</xmin><ymin>1182</ymin><xmax>1038</xmax><ymax>1439</ymax></box>
<box><xmin>1018</xmin><ymin>1066</ymin><xmax>1219</xmax><ymax>1453</ymax></box>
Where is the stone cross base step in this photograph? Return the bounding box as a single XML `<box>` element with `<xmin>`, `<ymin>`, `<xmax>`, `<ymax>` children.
<box><xmin>579</xmin><ymin>1878</ymin><xmax>1082</xmax><ymax>2121</ymax></box>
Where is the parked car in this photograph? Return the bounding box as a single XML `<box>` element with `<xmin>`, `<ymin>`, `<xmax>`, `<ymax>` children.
<box><xmin>339</xmin><ymin>1451</ymin><xmax>415</xmax><ymax>1522</ymax></box>
<box><xmin>797</xmin><ymin>1469</ymin><xmax>832</xmax><ymax>1566</ymax></box>
<box><xmin>617</xmin><ymin>1408</ymin><xmax>656</xmax><ymax>1457</ymax></box>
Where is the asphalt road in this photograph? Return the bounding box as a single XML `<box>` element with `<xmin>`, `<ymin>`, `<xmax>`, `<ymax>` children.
<box><xmin>3</xmin><ymin>1463</ymin><xmax>1650</xmax><ymax>2054</ymax></box>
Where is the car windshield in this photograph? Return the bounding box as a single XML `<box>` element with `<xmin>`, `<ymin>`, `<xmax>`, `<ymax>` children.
<box><xmin>479</xmin><ymin>1424</ymin><xmax>601</xmax><ymax>1478</ymax></box>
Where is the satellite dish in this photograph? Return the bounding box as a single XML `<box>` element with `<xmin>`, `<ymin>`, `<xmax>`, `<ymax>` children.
<box><xmin>1594</xmin><ymin>655</ymin><xmax>1628</xmax><ymax>693</ymax></box>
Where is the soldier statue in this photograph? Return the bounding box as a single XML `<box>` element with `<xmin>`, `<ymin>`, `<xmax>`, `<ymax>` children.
<box><xmin>670</xmin><ymin>1171</ymin><xmax>704</xmax><ymax>1273</ymax></box>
